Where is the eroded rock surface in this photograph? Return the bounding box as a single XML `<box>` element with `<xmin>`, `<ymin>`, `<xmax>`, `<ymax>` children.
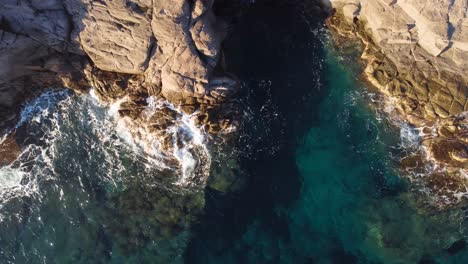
<box><xmin>327</xmin><ymin>0</ymin><xmax>468</xmax><ymax>115</ymax></box>
<box><xmin>326</xmin><ymin>0</ymin><xmax>468</xmax><ymax>205</ymax></box>
<box><xmin>0</xmin><ymin>0</ymin><xmax>239</xmax><ymax>134</ymax></box>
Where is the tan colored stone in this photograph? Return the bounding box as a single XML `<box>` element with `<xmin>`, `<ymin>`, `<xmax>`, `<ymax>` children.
<box><xmin>0</xmin><ymin>0</ymin><xmax>239</xmax><ymax>134</ymax></box>
<box><xmin>329</xmin><ymin>0</ymin><xmax>468</xmax><ymax>113</ymax></box>
<box><xmin>78</xmin><ymin>1</ymin><xmax>154</xmax><ymax>74</ymax></box>
<box><xmin>432</xmin><ymin>103</ymin><xmax>450</xmax><ymax>118</ymax></box>
<box><xmin>431</xmin><ymin>91</ymin><xmax>453</xmax><ymax>109</ymax></box>
<box><xmin>449</xmin><ymin>101</ymin><xmax>464</xmax><ymax>115</ymax></box>
<box><xmin>342</xmin><ymin>4</ymin><xmax>360</xmax><ymax>24</ymax></box>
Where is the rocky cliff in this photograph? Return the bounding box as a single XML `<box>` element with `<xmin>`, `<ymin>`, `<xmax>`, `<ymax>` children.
<box><xmin>0</xmin><ymin>0</ymin><xmax>239</xmax><ymax>133</ymax></box>
<box><xmin>326</xmin><ymin>0</ymin><xmax>468</xmax><ymax>204</ymax></box>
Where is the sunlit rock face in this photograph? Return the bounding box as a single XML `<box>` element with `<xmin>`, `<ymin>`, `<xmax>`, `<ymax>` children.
<box><xmin>0</xmin><ymin>0</ymin><xmax>240</xmax><ymax>134</ymax></box>
<box><xmin>326</xmin><ymin>0</ymin><xmax>468</xmax><ymax>206</ymax></box>
<box><xmin>0</xmin><ymin>0</ymin><xmax>244</xmax><ymax>254</ymax></box>
<box><xmin>328</xmin><ymin>0</ymin><xmax>468</xmax><ymax>67</ymax></box>
<box><xmin>327</xmin><ymin>0</ymin><xmax>468</xmax><ymax>112</ymax></box>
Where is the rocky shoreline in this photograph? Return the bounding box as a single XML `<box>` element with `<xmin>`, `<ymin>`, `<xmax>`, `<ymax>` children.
<box><xmin>0</xmin><ymin>0</ymin><xmax>241</xmax><ymax>138</ymax></box>
<box><xmin>325</xmin><ymin>0</ymin><xmax>468</xmax><ymax>205</ymax></box>
<box><xmin>1</xmin><ymin>0</ymin><xmax>467</xmax><ymax>204</ymax></box>
<box><xmin>0</xmin><ymin>0</ymin><xmax>247</xmax><ymax>181</ymax></box>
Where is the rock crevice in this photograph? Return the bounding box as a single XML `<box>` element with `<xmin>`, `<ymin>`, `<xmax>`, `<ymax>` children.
<box><xmin>0</xmin><ymin>0</ymin><xmax>239</xmax><ymax>133</ymax></box>
<box><xmin>326</xmin><ymin>0</ymin><xmax>468</xmax><ymax>205</ymax></box>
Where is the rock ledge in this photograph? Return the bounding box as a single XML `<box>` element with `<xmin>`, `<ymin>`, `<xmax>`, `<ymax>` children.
<box><xmin>0</xmin><ymin>0</ymin><xmax>240</xmax><ymax>134</ymax></box>
<box><xmin>325</xmin><ymin>0</ymin><xmax>468</xmax><ymax>206</ymax></box>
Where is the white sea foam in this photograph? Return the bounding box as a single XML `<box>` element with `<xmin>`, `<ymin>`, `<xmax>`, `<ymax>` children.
<box><xmin>0</xmin><ymin>89</ymin><xmax>212</xmax><ymax>219</ymax></box>
<box><xmin>0</xmin><ymin>167</ymin><xmax>25</xmax><ymax>190</ymax></box>
<box><xmin>0</xmin><ymin>90</ymin><xmax>71</xmax><ymax>220</ymax></box>
<box><xmin>143</xmin><ymin>96</ymin><xmax>211</xmax><ymax>186</ymax></box>
<box><xmin>88</xmin><ymin>90</ymin><xmax>211</xmax><ymax>186</ymax></box>
<box><xmin>16</xmin><ymin>90</ymin><xmax>70</xmax><ymax>129</ymax></box>
<box><xmin>380</xmin><ymin>95</ymin><xmax>468</xmax><ymax>205</ymax></box>
<box><xmin>398</xmin><ymin>122</ymin><xmax>423</xmax><ymax>149</ymax></box>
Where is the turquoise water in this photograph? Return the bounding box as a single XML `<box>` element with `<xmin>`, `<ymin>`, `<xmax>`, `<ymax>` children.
<box><xmin>0</xmin><ymin>92</ymin><xmax>205</xmax><ymax>263</ymax></box>
<box><xmin>1</xmin><ymin>1</ymin><xmax>468</xmax><ymax>263</ymax></box>
<box><xmin>186</xmin><ymin>1</ymin><xmax>468</xmax><ymax>263</ymax></box>
<box><xmin>188</xmin><ymin>39</ymin><xmax>468</xmax><ymax>264</ymax></box>
<box><xmin>288</xmin><ymin>50</ymin><xmax>467</xmax><ymax>263</ymax></box>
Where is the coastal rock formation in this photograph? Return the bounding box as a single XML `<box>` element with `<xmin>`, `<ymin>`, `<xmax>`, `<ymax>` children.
<box><xmin>0</xmin><ymin>0</ymin><xmax>239</xmax><ymax>134</ymax></box>
<box><xmin>327</xmin><ymin>0</ymin><xmax>468</xmax><ymax>118</ymax></box>
<box><xmin>326</xmin><ymin>0</ymin><xmax>468</xmax><ymax>205</ymax></box>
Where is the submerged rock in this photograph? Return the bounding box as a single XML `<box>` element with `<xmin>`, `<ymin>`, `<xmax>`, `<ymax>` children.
<box><xmin>326</xmin><ymin>0</ymin><xmax>468</xmax><ymax>206</ymax></box>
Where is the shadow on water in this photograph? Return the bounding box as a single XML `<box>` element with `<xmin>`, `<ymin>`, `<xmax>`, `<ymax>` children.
<box><xmin>186</xmin><ymin>1</ymin><xmax>468</xmax><ymax>264</ymax></box>
<box><xmin>185</xmin><ymin>0</ymin><xmax>329</xmax><ymax>262</ymax></box>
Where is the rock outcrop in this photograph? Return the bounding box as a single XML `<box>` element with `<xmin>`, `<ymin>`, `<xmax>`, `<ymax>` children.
<box><xmin>325</xmin><ymin>0</ymin><xmax>468</xmax><ymax>205</ymax></box>
<box><xmin>0</xmin><ymin>0</ymin><xmax>239</xmax><ymax>133</ymax></box>
<box><xmin>327</xmin><ymin>0</ymin><xmax>468</xmax><ymax>117</ymax></box>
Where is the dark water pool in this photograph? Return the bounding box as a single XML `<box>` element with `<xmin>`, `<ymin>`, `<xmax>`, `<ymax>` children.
<box><xmin>186</xmin><ymin>1</ymin><xmax>468</xmax><ymax>263</ymax></box>
<box><xmin>1</xmin><ymin>1</ymin><xmax>468</xmax><ymax>264</ymax></box>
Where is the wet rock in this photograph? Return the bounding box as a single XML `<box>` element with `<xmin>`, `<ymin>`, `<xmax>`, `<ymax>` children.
<box><xmin>0</xmin><ymin>133</ymin><xmax>20</xmax><ymax>165</ymax></box>
<box><xmin>327</xmin><ymin>0</ymin><xmax>468</xmax><ymax>206</ymax></box>
<box><xmin>0</xmin><ymin>0</ymin><xmax>239</xmax><ymax>134</ymax></box>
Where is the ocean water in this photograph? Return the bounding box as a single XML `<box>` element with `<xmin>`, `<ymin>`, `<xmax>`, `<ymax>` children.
<box><xmin>1</xmin><ymin>1</ymin><xmax>468</xmax><ymax>264</ymax></box>
<box><xmin>0</xmin><ymin>91</ymin><xmax>207</xmax><ymax>263</ymax></box>
<box><xmin>186</xmin><ymin>1</ymin><xmax>468</xmax><ymax>264</ymax></box>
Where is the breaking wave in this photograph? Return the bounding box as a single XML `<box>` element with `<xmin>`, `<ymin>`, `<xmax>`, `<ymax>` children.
<box><xmin>0</xmin><ymin>89</ymin><xmax>211</xmax><ymax>220</ymax></box>
<box><xmin>366</xmin><ymin>89</ymin><xmax>468</xmax><ymax>205</ymax></box>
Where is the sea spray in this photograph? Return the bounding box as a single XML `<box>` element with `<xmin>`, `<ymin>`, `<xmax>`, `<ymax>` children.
<box><xmin>0</xmin><ymin>89</ymin><xmax>210</xmax><ymax>262</ymax></box>
<box><xmin>365</xmin><ymin>85</ymin><xmax>468</xmax><ymax>205</ymax></box>
<box><xmin>0</xmin><ymin>90</ymin><xmax>71</xmax><ymax>221</ymax></box>
<box><xmin>143</xmin><ymin>96</ymin><xmax>211</xmax><ymax>186</ymax></box>
<box><xmin>0</xmin><ymin>89</ymin><xmax>212</xmax><ymax>216</ymax></box>
<box><xmin>89</xmin><ymin>90</ymin><xmax>212</xmax><ymax>186</ymax></box>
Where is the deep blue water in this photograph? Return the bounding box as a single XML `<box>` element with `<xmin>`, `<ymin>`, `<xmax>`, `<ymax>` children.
<box><xmin>1</xmin><ymin>1</ymin><xmax>468</xmax><ymax>264</ymax></box>
<box><xmin>186</xmin><ymin>1</ymin><xmax>468</xmax><ymax>263</ymax></box>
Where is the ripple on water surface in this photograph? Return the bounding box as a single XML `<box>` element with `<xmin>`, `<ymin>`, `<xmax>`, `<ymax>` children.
<box><xmin>0</xmin><ymin>90</ymin><xmax>209</xmax><ymax>263</ymax></box>
<box><xmin>185</xmin><ymin>2</ymin><xmax>468</xmax><ymax>260</ymax></box>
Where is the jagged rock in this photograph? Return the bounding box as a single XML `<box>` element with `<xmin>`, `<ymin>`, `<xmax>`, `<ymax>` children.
<box><xmin>0</xmin><ymin>0</ymin><xmax>239</xmax><ymax>133</ymax></box>
<box><xmin>327</xmin><ymin>0</ymin><xmax>468</xmax><ymax>126</ymax></box>
<box><xmin>327</xmin><ymin>0</ymin><xmax>468</xmax><ymax>205</ymax></box>
<box><xmin>330</xmin><ymin>0</ymin><xmax>468</xmax><ymax>62</ymax></box>
<box><xmin>328</xmin><ymin>0</ymin><xmax>468</xmax><ymax>107</ymax></box>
